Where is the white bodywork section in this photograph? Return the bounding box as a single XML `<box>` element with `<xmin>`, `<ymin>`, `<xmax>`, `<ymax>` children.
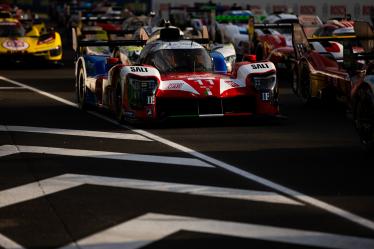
<box><xmin>236</xmin><ymin>62</ymin><xmax>276</xmax><ymax>82</ymax></box>
<box><xmin>219</xmin><ymin>78</ymin><xmax>245</xmax><ymax>95</ymax></box>
<box><xmin>311</xmin><ymin>41</ymin><xmax>343</xmax><ymax>61</ymax></box>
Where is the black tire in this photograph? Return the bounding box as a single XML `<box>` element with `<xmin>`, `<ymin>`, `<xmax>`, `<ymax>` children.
<box><xmin>300</xmin><ymin>63</ymin><xmax>312</xmax><ymax>102</ymax></box>
<box><xmin>77</xmin><ymin>67</ymin><xmax>87</xmax><ymax>109</ymax></box>
<box><xmin>354</xmin><ymin>88</ymin><xmax>374</xmax><ymax>151</ymax></box>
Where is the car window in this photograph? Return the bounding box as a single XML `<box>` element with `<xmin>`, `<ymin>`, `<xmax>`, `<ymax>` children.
<box><xmin>147</xmin><ymin>48</ymin><xmax>213</xmax><ymax>74</ymax></box>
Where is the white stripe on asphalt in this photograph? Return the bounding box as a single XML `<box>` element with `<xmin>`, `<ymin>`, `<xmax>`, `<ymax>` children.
<box><xmin>0</xmin><ymin>145</ymin><xmax>212</xmax><ymax>168</ymax></box>
<box><xmin>0</xmin><ymin>87</ymin><xmax>26</xmax><ymax>90</ymax></box>
<box><xmin>1</xmin><ymin>75</ymin><xmax>374</xmax><ymax>231</ymax></box>
<box><xmin>0</xmin><ymin>125</ymin><xmax>152</xmax><ymax>142</ymax></box>
<box><xmin>59</xmin><ymin>212</ymin><xmax>374</xmax><ymax>249</ymax></box>
<box><xmin>0</xmin><ymin>76</ymin><xmax>78</xmax><ymax>108</ymax></box>
<box><xmin>0</xmin><ymin>233</ymin><xmax>25</xmax><ymax>249</ymax></box>
<box><xmin>0</xmin><ymin>173</ymin><xmax>301</xmax><ymax>209</ymax></box>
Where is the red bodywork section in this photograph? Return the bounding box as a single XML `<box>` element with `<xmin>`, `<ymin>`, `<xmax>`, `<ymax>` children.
<box><xmin>121</xmin><ymin>70</ymin><xmax>279</xmax><ymax>121</ymax></box>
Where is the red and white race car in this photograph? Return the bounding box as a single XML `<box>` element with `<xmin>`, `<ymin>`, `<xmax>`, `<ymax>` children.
<box><xmin>75</xmin><ymin>27</ymin><xmax>280</xmax><ymax>122</ymax></box>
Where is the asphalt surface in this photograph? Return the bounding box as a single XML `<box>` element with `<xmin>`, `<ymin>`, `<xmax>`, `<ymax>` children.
<box><xmin>0</xmin><ymin>46</ymin><xmax>374</xmax><ymax>249</ymax></box>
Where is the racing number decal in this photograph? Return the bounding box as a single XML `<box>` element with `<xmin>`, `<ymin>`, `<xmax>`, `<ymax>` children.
<box><xmin>2</xmin><ymin>40</ymin><xmax>29</xmax><ymax>51</ymax></box>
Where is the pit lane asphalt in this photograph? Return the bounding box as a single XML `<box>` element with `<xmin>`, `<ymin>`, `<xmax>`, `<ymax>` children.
<box><xmin>0</xmin><ymin>59</ymin><xmax>374</xmax><ymax>248</ymax></box>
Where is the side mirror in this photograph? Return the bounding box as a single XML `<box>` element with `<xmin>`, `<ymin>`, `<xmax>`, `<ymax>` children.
<box><xmin>107</xmin><ymin>57</ymin><xmax>120</xmax><ymax>65</ymax></box>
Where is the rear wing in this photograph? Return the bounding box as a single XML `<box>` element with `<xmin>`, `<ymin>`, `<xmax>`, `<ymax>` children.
<box><xmin>254</xmin><ymin>23</ymin><xmax>292</xmax><ymax>29</ymax></box>
<box><xmin>80</xmin><ymin>16</ymin><xmax>125</xmax><ymax>23</ymax></box>
<box><xmin>72</xmin><ymin>27</ymin><xmax>145</xmax><ymax>52</ymax></box>
<box><xmin>292</xmin><ymin>22</ymin><xmax>374</xmax><ymax>64</ymax></box>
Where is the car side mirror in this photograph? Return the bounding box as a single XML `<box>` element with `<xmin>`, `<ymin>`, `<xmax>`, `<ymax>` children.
<box><xmin>243</xmin><ymin>54</ymin><xmax>256</xmax><ymax>62</ymax></box>
<box><xmin>107</xmin><ymin>57</ymin><xmax>120</xmax><ymax>65</ymax></box>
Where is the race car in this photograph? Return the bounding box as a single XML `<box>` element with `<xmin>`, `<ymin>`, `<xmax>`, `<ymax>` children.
<box><xmin>310</xmin><ymin>20</ymin><xmax>360</xmax><ymax>62</ymax></box>
<box><xmin>0</xmin><ymin>17</ymin><xmax>62</xmax><ymax>64</ymax></box>
<box><xmin>292</xmin><ymin>21</ymin><xmax>374</xmax><ymax>150</ymax></box>
<box><xmin>74</xmin><ymin>27</ymin><xmax>280</xmax><ymax>122</ymax></box>
<box><xmin>216</xmin><ymin>11</ymin><xmax>254</xmax><ymax>59</ymax></box>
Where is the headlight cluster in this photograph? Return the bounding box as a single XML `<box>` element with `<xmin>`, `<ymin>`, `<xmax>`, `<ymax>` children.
<box><xmin>252</xmin><ymin>75</ymin><xmax>277</xmax><ymax>91</ymax></box>
<box><xmin>128</xmin><ymin>77</ymin><xmax>157</xmax><ymax>109</ymax></box>
<box><xmin>49</xmin><ymin>46</ymin><xmax>62</xmax><ymax>57</ymax></box>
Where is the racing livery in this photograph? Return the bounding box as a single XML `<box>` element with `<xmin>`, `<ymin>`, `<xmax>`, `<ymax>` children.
<box><xmin>0</xmin><ymin>18</ymin><xmax>62</xmax><ymax>63</ymax></box>
<box><xmin>75</xmin><ymin>27</ymin><xmax>279</xmax><ymax>122</ymax></box>
<box><xmin>292</xmin><ymin>21</ymin><xmax>374</xmax><ymax>150</ymax></box>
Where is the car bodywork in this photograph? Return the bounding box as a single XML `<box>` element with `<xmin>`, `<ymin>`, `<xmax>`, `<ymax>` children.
<box><xmin>0</xmin><ymin>18</ymin><xmax>62</xmax><ymax>63</ymax></box>
<box><xmin>74</xmin><ymin>28</ymin><xmax>280</xmax><ymax>122</ymax></box>
<box><xmin>292</xmin><ymin>21</ymin><xmax>374</xmax><ymax>149</ymax></box>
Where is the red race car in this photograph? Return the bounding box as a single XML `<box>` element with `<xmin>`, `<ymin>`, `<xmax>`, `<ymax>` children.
<box><xmin>75</xmin><ymin>27</ymin><xmax>280</xmax><ymax>123</ymax></box>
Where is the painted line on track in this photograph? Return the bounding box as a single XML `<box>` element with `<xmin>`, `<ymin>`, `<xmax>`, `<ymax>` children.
<box><xmin>0</xmin><ymin>145</ymin><xmax>212</xmax><ymax>168</ymax></box>
<box><xmin>59</xmin><ymin>212</ymin><xmax>374</xmax><ymax>249</ymax></box>
<box><xmin>0</xmin><ymin>173</ymin><xmax>301</xmax><ymax>209</ymax></box>
<box><xmin>1</xmin><ymin>75</ymin><xmax>374</xmax><ymax>232</ymax></box>
<box><xmin>0</xmin><ymin>125</ymin><xmax>152</xmax><ymax>142</ymax></box>
<box><xmin>0</xmin><ymin>233</ymin><xmax>25</xmax><ymax>249</ymax></box>
<box><xmin>0</xmin><ymin>87</ymin><xmax>26</xmax><ymax>90</ymax></box>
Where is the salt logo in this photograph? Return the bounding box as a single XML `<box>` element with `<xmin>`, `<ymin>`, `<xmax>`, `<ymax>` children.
<box><xmin>130</xmin><ymin>67</ymin><xmax>148</xmax><ymax>73</ymax></box>
<box><xmin>251</xmin><ymin>63</ymin><xmax>270</xmax><ymax>70</ymax></box>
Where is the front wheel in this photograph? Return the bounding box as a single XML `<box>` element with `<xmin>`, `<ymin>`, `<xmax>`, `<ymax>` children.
<box><xmin>77</xmin><ymin>67</ymin><xmax>87</xmax><ymax>109</ymax></box>
<box><xmin>354</xmin><ymin>88</ymin><xmax>374</xmax><ymax>151</ymax></box>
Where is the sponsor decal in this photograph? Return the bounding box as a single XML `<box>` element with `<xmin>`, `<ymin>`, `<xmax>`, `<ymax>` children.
<box><xmin>2</xmin><ymin>40</ymin><xmax>29</xmax><ymax>51</ymax></box>
<box><xmin>167</xmin><ymin>82</ymin><xmax>183</xmax><ymax>90</ymax></box>
<box><xmin>224</xmin><ymin>80</ymin><xmax>240</xmax><ymax>88</ymax></box>
<box><xmin>130</xmin><ymin>66</ymin><xmax>148</xmax><ymax>73</ymax></box>
<box><xmin>251</xmin><ymin>63</ymin><xmax>270</xmax><ymax>70</ymax></box>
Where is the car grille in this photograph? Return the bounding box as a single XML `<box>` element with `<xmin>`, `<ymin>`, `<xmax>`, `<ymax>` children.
<box><xmin>157</xmin><ymin>96</ymin><xmax>255</xmax><ymax>118</ymax></box>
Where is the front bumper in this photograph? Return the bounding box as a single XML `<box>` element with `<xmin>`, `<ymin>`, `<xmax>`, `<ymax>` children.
<box><xmin>0</xmin><ymin>47</ymin><xmax>62</xmax><ymax>62</ymax></box>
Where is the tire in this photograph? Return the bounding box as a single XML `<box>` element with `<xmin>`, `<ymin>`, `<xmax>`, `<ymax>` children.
<box><xmin>77</xmin><ymin>67</ymin><xmax>87</xmax><ymax>109</ymax></box>
<box><xmin>300</xmin><ymin>63</ymin><xmax>312</xmax><ymax>102</ymax></box>
<box><xmin>354</xmin><ymin>88</ymin><xmax>374</xmax><ymax>151</ymax></box>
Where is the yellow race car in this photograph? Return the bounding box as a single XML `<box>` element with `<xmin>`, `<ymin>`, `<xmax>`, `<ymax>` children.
<box><xmin>0</xmin><ymin>17</ymin><xmax>62</xmax><ymax>64</ymax></box>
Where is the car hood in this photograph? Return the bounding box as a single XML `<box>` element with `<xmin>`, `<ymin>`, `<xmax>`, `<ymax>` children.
<box><xmin>158</xmin><ymin>72</ymin><xmax>246</xmax><ymax>97</ymax></box>
<box><xmin>0</xmin><ymin>36</ymin><xmax>58</xmax><ymax>52</ymax></box>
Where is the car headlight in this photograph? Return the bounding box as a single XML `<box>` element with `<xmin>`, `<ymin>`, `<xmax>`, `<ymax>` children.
<box><xmin>252</xmin><ymin>75</ymin><xmax>277</xmax><ymax>91</ymax></box>
<box><xmin>49</xmin><ymin>46</ymin><xmax>62</xmax><ymax>57</ymax></box>
<box><xmin>128</xmin><ymin>77</ymin><xmax>157</xmax><ymax>109</ymax></box>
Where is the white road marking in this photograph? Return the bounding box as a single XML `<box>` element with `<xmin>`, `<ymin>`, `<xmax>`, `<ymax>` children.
<box><xmin>0</xmin><ymin>125</ymin><xmax>151</xmax><ymax>142</ymax></box>
<box><xmin>0</xmin><ymin>76</ymin><xmax>77</xmax><ymax>108</ymax></box>
<box><xmin>1</xmin><ymin>75</ymin><xmax>374</xmax><ymax>231</ymax></box>
<box><xmin>0</xmin><ymin>87</ymin><xmax>26</xmax><ymax>90</ymax></box>
<box><xmin>59</xmin><ymin>212</ymin><xmax>374</xmax><ymax>249</ymax></box>
<box><xmin>0</xmin><ymin>145</ymin><xmax>212</xmax><ymax>168</ymax></box>
<box><xmin>0</xmin><ymin>233</ymin><xmax>25</xmax><ymax>249</ymax></box>
<box><xmin>0</xmin><ymin>173</ymin><xmax>301</xmax><ymax>208</ymax></box>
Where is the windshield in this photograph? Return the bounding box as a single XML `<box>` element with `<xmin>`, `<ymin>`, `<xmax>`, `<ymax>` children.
<box><xmin>147</xmin><ymin>48</ymin><xmax>213</xmax><ymax>74</ymax></box>
<box><xmin>0</xmin><ymin>23</ymin><xmax>25</xmax><ymax>37</ymax></box>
